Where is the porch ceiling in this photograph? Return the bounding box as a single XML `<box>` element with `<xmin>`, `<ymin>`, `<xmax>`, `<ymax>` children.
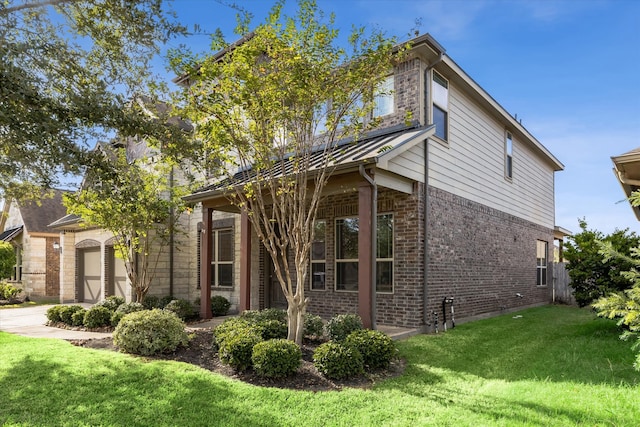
<box><xmin>612</xmin><ymin>148</ymin><xmax>640</xmax><ymax>220</ymax></box>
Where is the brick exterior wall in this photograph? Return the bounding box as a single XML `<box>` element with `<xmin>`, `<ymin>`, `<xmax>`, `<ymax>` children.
<box><xmin>45</xmin><ymin>236</ymin><xmax>60</xmax><ymax>297</ymax></box>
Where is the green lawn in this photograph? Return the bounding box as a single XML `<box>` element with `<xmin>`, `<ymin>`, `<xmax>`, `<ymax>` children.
<box><xmin>1</xmin><ymin>305</ymin><xmax>637</xmax><ymax>426</ymax></box>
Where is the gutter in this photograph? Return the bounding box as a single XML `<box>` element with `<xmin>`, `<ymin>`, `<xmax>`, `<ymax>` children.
<box><xmin>359</xmin><ymin>164</ymin><xmax>377</xmax><ymax>330</ymax></box>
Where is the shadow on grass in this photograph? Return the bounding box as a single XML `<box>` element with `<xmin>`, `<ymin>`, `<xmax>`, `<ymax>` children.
<box><xmin>0</xmin><ymin>349</ymin><xmax>277</xmax><ymax>426</ymax></box>
<box><xmin>395</xmin><ymin>305</ymin><xmax>638</xmax><ymax>386</ymax></box>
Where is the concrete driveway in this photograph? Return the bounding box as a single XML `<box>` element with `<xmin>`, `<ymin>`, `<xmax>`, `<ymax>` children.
<box><xmin>0</xmin><ymin>304</ymin><xmax>112</xmax><ymax>339</ymax></box>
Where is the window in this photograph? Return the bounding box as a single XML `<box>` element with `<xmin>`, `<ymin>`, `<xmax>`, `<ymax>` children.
<box><xmin>432</xmin><ymin>71</ymin><xmax>449</xmax><ymax>141</ymax></box>
<box><xmin>310</xmin><ymin>220</ymin><xmax>326</xmax><ymax>290</ymax></box>
<box><xmin>505</xmin><ymin>132</ymin><xmax>513</xmax><ymax>179</ymax></box>
<box><xmin>211</xmin><ymin>228</ymin><xmax>233</xmax><ymax>287</ymax></box>
<box><xmin>335</xmin><ymin>214</ymin><xmax>394</xmax><ymax>292</ymax></box>
<box><xmin>336</xmin><ymin>218</ymin><xmax>359</xmax><ymax>291</ymax></box>
<box><xmin>536</xmin><ymin>240</ymin><xmax>548</xmax><ymax>286</ymax></box>
<box><xmin>373</xmin><ymin>75</ymin><xmax>394</xmax><ymax>117</ymax></box>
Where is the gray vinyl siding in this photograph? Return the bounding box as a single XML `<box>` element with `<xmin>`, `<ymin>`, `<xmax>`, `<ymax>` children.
<box><xmin>428</xmin><ymin>83</ymin><xmax>555</xmax><ymax>228</ymax></box>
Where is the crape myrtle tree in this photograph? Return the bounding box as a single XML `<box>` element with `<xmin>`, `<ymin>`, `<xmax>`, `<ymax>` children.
<box><xmin>64</xmin><ymin>143</ymin><xmax>190</xmax><ymax>303</ymax></box>
<box><xmin>0</xmin><ymin>0</ymin><xmax>186</xmax><ymax>201</ymax></box>
<box><xmin>593</xmin><ymin>192</ymin><xmax>640</xmax><ymax>371</ymax></box>
<box><xmin>171</xmin><ymin>0</ymin><xmax>402</xmax><ymax>344</ymax></box>
<box><xmin>564</xmin><ymin>218</ymin><xmax>640</xmax><ymax>307</ymax></box>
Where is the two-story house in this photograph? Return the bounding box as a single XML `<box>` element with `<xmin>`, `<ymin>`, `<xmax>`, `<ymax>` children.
<box><xmin>185</xmin><ymin>32</ymin><xmax>564</xmax><ymax>331</ymax></box>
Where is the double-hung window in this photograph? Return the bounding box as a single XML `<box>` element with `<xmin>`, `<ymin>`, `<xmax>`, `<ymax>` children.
<box><xmin>536</xmin><ymin>240</ymin><xmax>548</xmax><ymax>286</ymax></box>
<box><xmin>505</xmin><ymin>132</ymin><xmax>513</xmax><ymax>179</ymax></box>
<box><xmin>432</xmin><ymin>71</ymin><xmax>449</xmax><ymax>141</ymax></box>
<box><xmin>373</xmin><ymin>75</ymin><xmax>395</xmax><ymax>118</ymax></box>
<box><xmin>310</xmin><ymin>220</ymin><xmax>326</xmax><ymax>290</ymax></box>
<box><xmin>335</xmin><ymin>214</ymin><xmax>394</xmax><ymax>293</ymax></box>
<box><xmin>211</xmin><ymin>228</ymin><xmax>233</xmax><ymax>287</ymax></box>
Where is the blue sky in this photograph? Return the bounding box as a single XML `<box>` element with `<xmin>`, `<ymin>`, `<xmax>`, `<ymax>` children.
<box><xmin>164</xmin><ymin>0</ymin><xmax>640</xmax><ymax>235</ymax></box>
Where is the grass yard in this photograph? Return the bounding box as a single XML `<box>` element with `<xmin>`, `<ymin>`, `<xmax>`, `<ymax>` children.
<box><xmin>1</xmin><ymin>305</ymin><xmax>637</xmax><ymax>426</ymax></box>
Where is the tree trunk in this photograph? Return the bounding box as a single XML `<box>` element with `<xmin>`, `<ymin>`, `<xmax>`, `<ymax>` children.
<box><xmin>287</xmin><ymin>295</ymin><xmax>306</xmax><ymax>345</ymax></box>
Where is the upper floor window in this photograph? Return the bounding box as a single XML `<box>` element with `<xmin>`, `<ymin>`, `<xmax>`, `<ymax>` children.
<box><xmin>310</xmin><ymin>220</ymin><xmax>326</xmax><ymax>290</ymax></box>
<box><xmin>432</xmin><ymin>71</ymin><xmax>449</xmax><ymax>141</ymax></box>
<box><xmin>373</xmin><ymin>75</ymin><xmax>394</xmax><ymax>118</ymax></box>
<box><xmin>505</xmin><ymin>132</ymin><xmax>513</xmax><ymax>179</ymax></box>
<box><xmin>211</xmin><ymin>228</ymin><xmax>233</xmax><ymax>287</ymax></box>
<box><xmin>536</xmin><ymin>240</ymin><xmax>548</xmax><ymax>286</ymax></box>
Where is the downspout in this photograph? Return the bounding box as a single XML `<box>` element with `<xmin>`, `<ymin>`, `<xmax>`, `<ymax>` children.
<box><xmin>169</xmin><ymin>166</ymin><xmax>175</xmax><ymax>297</ymax></box>
<box><xmin>359</xmin><ymin>164</ymin><xmax>377</xmax><ymax>330</ymax></box>
<box><xmin>423</xmin><ymin>52</ymin><xmax>444</xmax><ymax>330</ymax></box>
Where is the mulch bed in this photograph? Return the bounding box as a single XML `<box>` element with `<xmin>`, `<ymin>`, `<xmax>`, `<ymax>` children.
<box><xmin>67</xmin><ymin>328</ymin><xmax>406</xmax><ymax>392</ymax></box>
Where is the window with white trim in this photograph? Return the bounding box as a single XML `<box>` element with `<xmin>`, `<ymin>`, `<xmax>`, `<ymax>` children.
<box><xmin>373</xmin><ymin>75</ymin><xmax>394</xmax><ymax>117</ymax></box>
<box><xmin>432</xmin><ymin>71</ymin><xmax>449</xmax><ymax>141</ymax></box>
<box><xmin>505</xmin><ymin>131</ymin><xmax>513</xmax><ymax>179</ymax></box>
<box><xmin>335</xmin><ymin>214</ymin><xmax>394</xmax><ymax>292</ymax></box>
<box><xmin>310</xmin><ymin>220</ymin><xmax>326</xmax><ymax>290</ymax></box>
<box><xmin>211</xmin><ymin>228</ymin><xmax>233</xmax><ymax>287</ymax></box>
<box><xmin>536</xmin><ymin>240</ymin><xmax>548</xmax><ymax>286</ymax></box>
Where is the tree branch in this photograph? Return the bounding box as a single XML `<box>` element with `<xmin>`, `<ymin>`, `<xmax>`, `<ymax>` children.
<box><xmin>0</xmin><ymin>0</ymin><xmax>79</xmax><ymax>16</ymax></box>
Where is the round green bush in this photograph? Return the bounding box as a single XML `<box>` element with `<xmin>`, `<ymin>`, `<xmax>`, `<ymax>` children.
<box><xmin>143</xmin><ymin>295</ymin><xmax>161</xmax><ymax>309</ymax></box>
<box><xmin>313</xmin><ymin>341</ymin><xmax>364</xmax><ymax>380</ymax></box>
<box><xmin>83</xmin><ymin>306</ymin><xmax>113</xmax><ymax>328</ymax></box>
<box><xmin>113</xmin><ymin>309</ymin><xmax>189</xmax><ymax>356</ymax></box>
<box><xmin>218</xmin><ymin>328</ymin><xmax>262</xmax><ymax>371</ymax></box>
<box><xmin>252</xmin><ymin>339</ymin><xmax>301</xmax><ymax>378</ymax></box>
<box><xmin>255</xmin><ymin>319</ymin><xmax>288</xmax><ymax>340</ymax></box>
<box><xmin>71</xmin><ymin>309</ymin><xmax>87</xmax><ymax>326</ymax></box>
<box><xmin>111</xmin><ymin>302</ymin><xmax>145</xmax><ymax>326</ymax></box>
<box><xmin>214</xmin><ymin>317</ymin><xmax>253</xmax><ymax>346</ymax></box>
<box><xmin>304</xmin><ymin>313</ymin><xmax>324</xmax><ymax>338</ymax></box>
<box><xmin>242</xmin><ymin>308</ymin><xmax>287</xmax><ymax>324</ymax></box>
<box><xmin>159</xmin><ymin>295</ymin><xmax>174</xmax><ymax>309</ymax></box>
<box><xmin>325</xmin><ymin>314</ymin><xmax>363</xmax><ymax>342</ymax></box>
<box><xmin>94</xmin><ymin>296</ymin><xmax>125</xmax><ymax>312</ymax></box>
<box><xmin>164</xmin><ymin>299</ymin><xmax>196</xmax><ymax>321</ymax></box>
<box><xmin>59</xmin><ymin>305</ymin><xmax>84</xmax><ymax>325</ymax></box>
<box><xmin>46</xmin><ymin>305</ymin><xmax>64</xmax><ymax>323</ymax></box>
<box><xmin>211</xmin><ymin>295</ymin><xmax>231</xmax><ymax>316</ymax></box>
<box><xmin>345</xmin><ymin>329</ymin><xmax>396</xmax><ymax>370</ymax></box>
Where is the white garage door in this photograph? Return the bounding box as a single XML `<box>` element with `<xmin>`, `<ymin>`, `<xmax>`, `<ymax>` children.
<box><xmin>81</xmin><ymin>248</ymin><xmax>101</xmax><ymax>303</ymax></box>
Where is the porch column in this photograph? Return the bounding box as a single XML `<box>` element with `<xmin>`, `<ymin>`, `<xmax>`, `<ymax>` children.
<box><xmin>239</xmin><ymin>209</ymin><xmax>251</xmax><ymax>312</ymax></box>
<box><xmin>200</xmin><ymin>207</ymin><xmax>213</xmax><ymax>319</ymax></box>
<box><xmin>358</xmin><ymin>181</ymin><xmax>374</xmax><ymax>329</ymax></box>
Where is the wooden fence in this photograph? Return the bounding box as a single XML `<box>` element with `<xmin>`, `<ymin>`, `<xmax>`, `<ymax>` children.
<box><xmin>552</xmin><ymin>262</ymin><xmax>576</xmax><ymax>305</ymax></box>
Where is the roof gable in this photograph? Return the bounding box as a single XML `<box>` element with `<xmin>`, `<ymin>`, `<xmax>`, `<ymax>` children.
<box><xmin>17</xmin><ymin>189</ymin><xmax>68</xmax><ymax>234</ymax></box>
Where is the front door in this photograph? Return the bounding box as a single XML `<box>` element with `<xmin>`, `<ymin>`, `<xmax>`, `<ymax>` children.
<box><xmin>267</xmin><ymin>257</ymin><xmax>288</xmax><ymax>309</ymax></box>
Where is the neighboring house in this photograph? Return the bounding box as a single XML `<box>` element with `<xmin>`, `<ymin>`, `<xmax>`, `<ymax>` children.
<box><xmin>0</xmin><ymin>190</ymin><xmax>67</xmax><ymax>298</ymax></box>
<box><xmin>612</xmin><ymin>148</ymin><xmax>640</xmax><ymax>219</ymax></box>
<box><xmin>49</xmin><ymin>137</ymin><xmax>199</xmax><ymax>305</ymax></box>
<box><xmin>184</xmin><ymin>33</ymin><xmax>564</xmax><ymax>330</ymax></box>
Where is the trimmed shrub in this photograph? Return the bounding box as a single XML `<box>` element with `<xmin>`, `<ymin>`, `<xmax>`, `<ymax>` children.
<box><xmin>213</xmin><ymin>317</ymin><xmax>253</xmax><ymax>348</ymax></box>
<box><xmin>252</xmin><ymin>339</ymin><xmax>301</xmax><ymax>378</ymax></box>
<box><xmin>46</xmin><ymin>305</ymin><xmax>64</xmax><ymax>323</ymax></box>
<box><xmin>113</xmin><ymin>309</ymin><xmax>189</xmax><ymax>356</ymax></box>
<box><xmin>345</xmin><ymin>329</ymin><xmax>396</xmax><ymax>370</ymax></box>
<box><xmin>59</xmin><ymin>305</ymin><xmax>84</xmax><ymax>325</ymax></box>
<box><xmin>211</xmin><ymin>295</ymin><xmax>231</xmax><ymax>316</ymax></box>
<box><xmin>325</xmin><ymin>314</ymin><xmax>363</xmax><ymax>342</ymax></box>
<box><xmin>71</xmin><ymin>309</ymin><xmax>87</xmax><ymax>327</ymax></box>
<box><xmin>143</xmin><ymin>295</ymin><xmax>161</xmax><ymax>309</ymax></box>
<box><xmin>111</xmin><ymin>302</ymin><xmax>145</xmax><ymax>326</ymax></box>
<box><xmin>164</xmin><ymin>299</ymin><xmax>196</xmax><ymax>321</ymax></box>
<box><xmin>83</xmin><ymin>306</ymin><xmax>113</xmax><ymax>328</ymax></box>
<box><xmin>218</xmin><ymin>328</ymin><xmax>262</xmax><ymax>371</ymax></box>
<box><xmin>93</xmin><ymin>295</ymin><xmax>125</xmax><ymax>312</ymax></box>
<box><xmin>313</xmin><ymin>341</ymin><xmax>364</xmax><ymax>380</ymax></box>
<box><xmin>242</xmin><ymin>308</ymin><xmax>287</xmax><ymax>324</ymax></box>
<box><xmin>0</xmin><ymin>282</ymin><xmax>21</xmax><ymax>300</ymax></box>
<box><xmin>304</xmin><ymin>313</ymin><xmax>324</xmax><ymax>338</ymax></box>
<box><xmin>255</xmin><ymin>319</ymin><xmax>288</xmax><ymax>340</ymax></box>
<box><xmin>159</xmin><ymin>295</ymin><xmax>174</xmax><ymax>309</ymax></box>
